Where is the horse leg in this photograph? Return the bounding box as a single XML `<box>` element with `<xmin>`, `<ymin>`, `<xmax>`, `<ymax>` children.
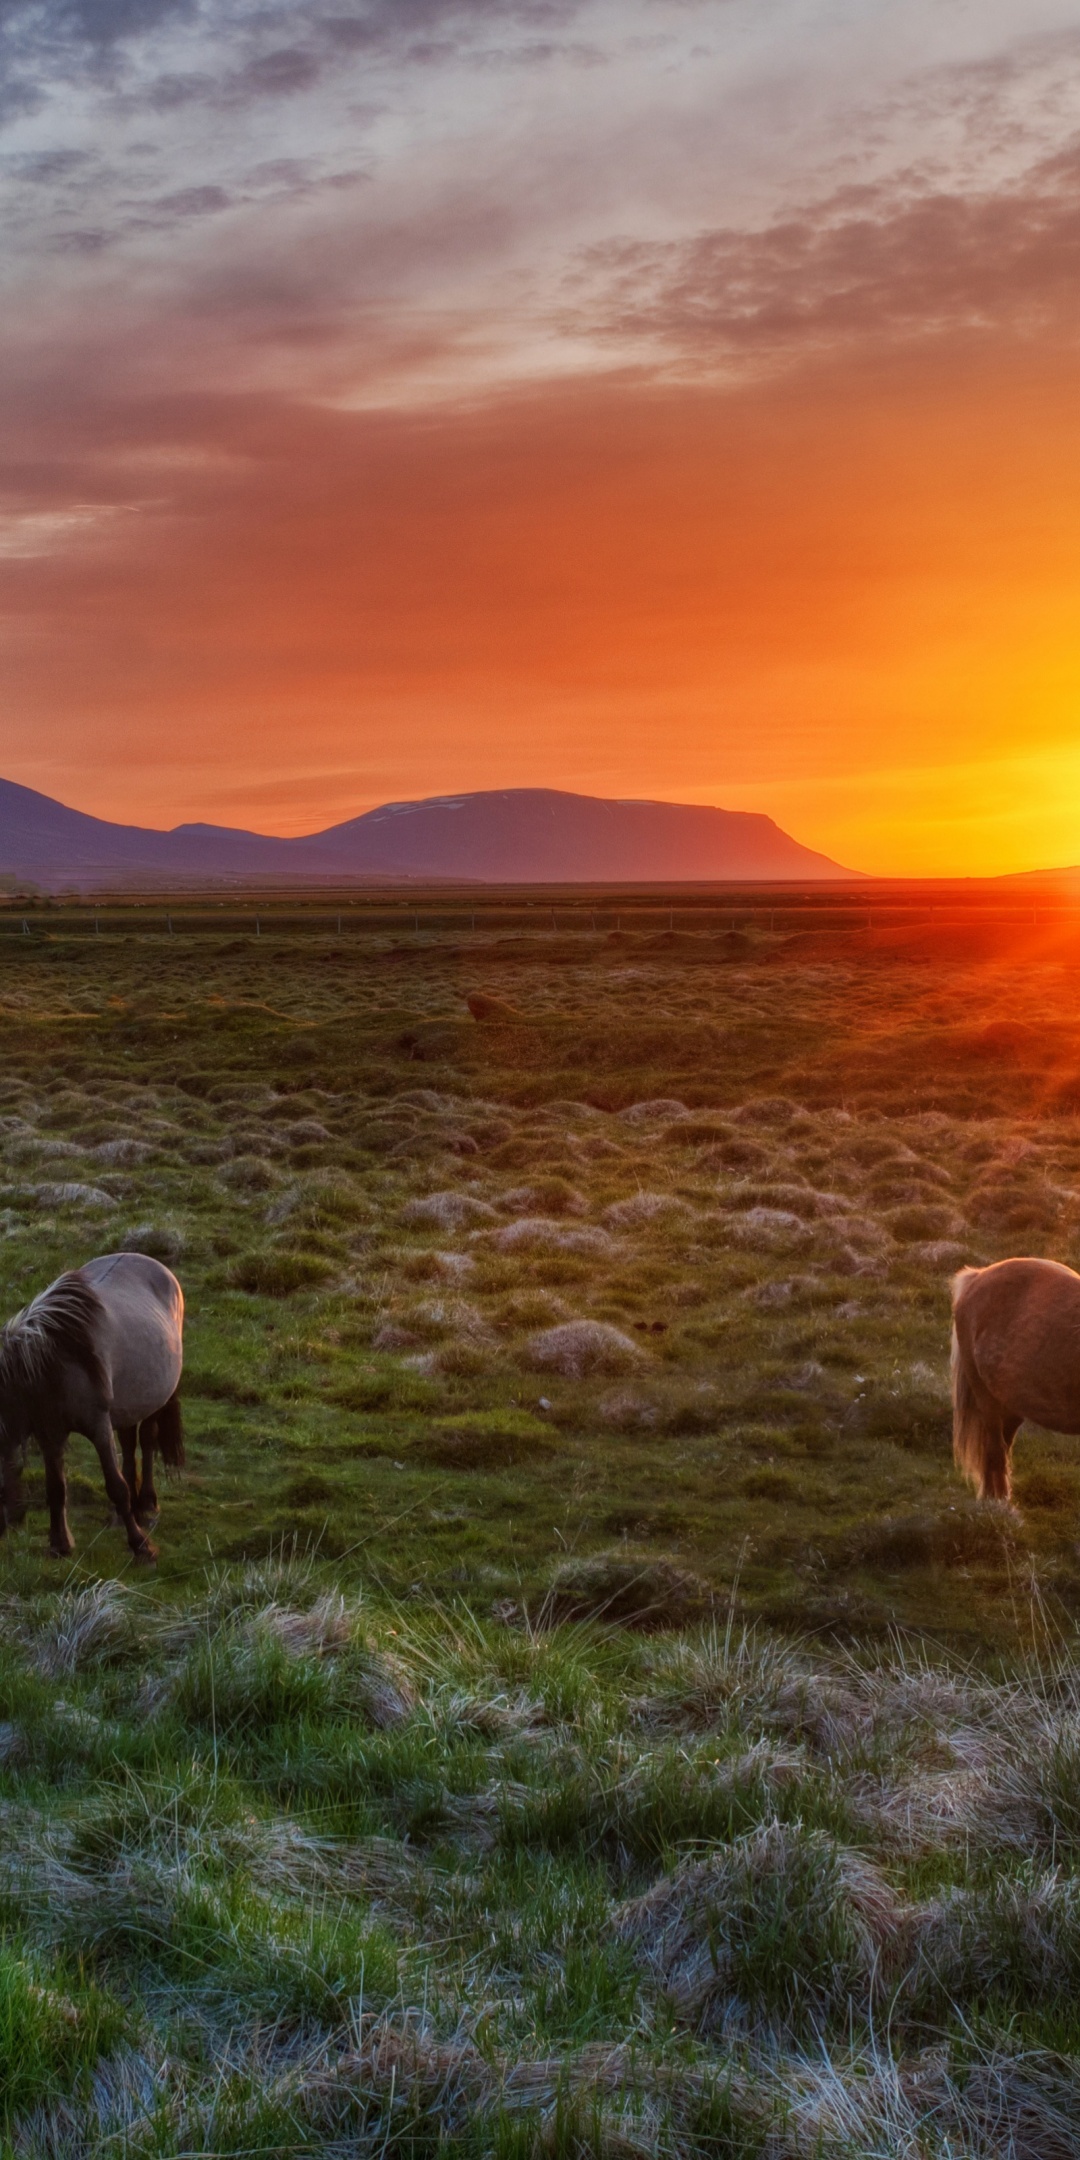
<box><xmin>1</xmin><ymin>1452</ymin><xmax>26</xmax><ymax>1531</ymax></box>
<box><xmin>117</xmin><ymin>1427</ymin><xmax>139</xmax><ymax>1524</ymax></box>
<box><xmin>43</xmin><ymin>1444</ymin><xmax>75</xmax><ymax>1558</ymax></box>
<box><xmin>119</xmin><ymin>1421</ymin><xmax>159</xmax><ymax>1522</ymax></box>
<box><xmin>137</xmin><ymin>1428</ymin><xmax>159</xmax><ymax>1526</ymax></box>
<box><xmin>952</xmin><ymin>1323</ymin><xmax>1019</xmax><ymax>1501</ymax></box>
<box><xmin>89</xmin><ymin>1415</ymin><xmax>157</xmax><ymax>1563</ymax></box>
<box><xmin>979</xmin><ymin>1430</ymin><xmax>1008</xmax><ymax>1502</ymax></box>
<box><xmin>978</xmin><ymin>1414</ymin><xmax>1019</xmax><ymax>1504</ymax></box>
<box><xmin>1000</xmin><ymin>1414</ymin><xmax>1023</xmax><ymax>1503</ymax></box>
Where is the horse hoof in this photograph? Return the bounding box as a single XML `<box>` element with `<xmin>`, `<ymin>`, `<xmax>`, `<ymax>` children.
<box><xmin>135</xmin><ymin>1510</ymin><xmax>160</xmax><ymax>1529</ymax></box>
<box><xmin>133</xmin><ymin>1541</ymin><xmax>158</xmax><ymax>1566</ymax></box>
<box><xmin>49</xmin><ymin>1542</ymin><xmax>75</xmax><ymax>1560</ymax></box>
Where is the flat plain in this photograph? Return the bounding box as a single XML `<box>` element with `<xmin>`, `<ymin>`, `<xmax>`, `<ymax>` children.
<box><xmin>3</xmin><ymin>889</ymin><xmax>1080</xmax><ymax>2155</ymax></box>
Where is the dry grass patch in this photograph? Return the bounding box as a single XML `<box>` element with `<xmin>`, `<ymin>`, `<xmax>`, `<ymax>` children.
<box><xmin>401</xmin><ymin>1190</ymin><xmax>498</xmax><ymax>1230</ymax></box>
<box><xmin>494</xmin><ymin>1218</ymin><xmax>614</xmax><ymax>1255</ymax></box>
<box><xmin>525</xmin><ymin>1319</ymin><xmax>644</xmax><ymax>1378</ymax></box>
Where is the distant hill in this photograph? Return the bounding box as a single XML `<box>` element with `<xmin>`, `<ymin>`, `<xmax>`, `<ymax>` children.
<box><xmin>994</xmin><ymin>862</ymin><xmax>1080</xmax><ymax>886</ymax></box>
<box><xmin>0</xmin><ymin>779</ymin><xmax>857</xmax><ymax>886</ymax></box>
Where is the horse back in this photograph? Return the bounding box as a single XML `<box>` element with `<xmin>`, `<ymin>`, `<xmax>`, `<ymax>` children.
<box><xmin>76</xmin><ymin>1254</ymin><xmax>184</xmax><ymax>1428</ymax></box>
<box><xmin>80</xmin><ymin>1253</ymin><xmax>183</xmax><ymax>1320</ymax></box>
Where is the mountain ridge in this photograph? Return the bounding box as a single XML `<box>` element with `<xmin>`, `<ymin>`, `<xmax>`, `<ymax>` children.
<box><xmin>0</xmin><ymin>778</ymin><xmax>859</xmax><ymax>886</ymax></box>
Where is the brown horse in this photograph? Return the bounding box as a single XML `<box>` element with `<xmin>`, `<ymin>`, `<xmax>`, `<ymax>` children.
<box><xmin>951</xmin><ymin>1257</ymin><xmax>1080</xmax><ymax>1503</ymax></box>
<box><xmin>0</xmin><ymin>1253</ymin><xmax>184</xmax><ymax>1562</ymax></box>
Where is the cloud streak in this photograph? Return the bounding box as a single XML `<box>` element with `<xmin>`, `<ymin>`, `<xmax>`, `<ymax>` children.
<box><xmin>582</xmin><ymin>139</ymin><xmax>1080</xmax><ymax>367</ymax></box>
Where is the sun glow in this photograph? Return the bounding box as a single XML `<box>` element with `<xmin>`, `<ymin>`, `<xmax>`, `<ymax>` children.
<box><xmin>3</xmin><ymin>2</ymin><xmax>1080</xmax><ymax>873</ymax></box>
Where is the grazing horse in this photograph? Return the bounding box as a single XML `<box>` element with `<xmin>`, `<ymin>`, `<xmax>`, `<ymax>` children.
<box><xmin>0</xmin><ymin>1253</ymin><xmax>184</xmax><ymax>1562</ymax></box>
<box><xmin>951</xmin><ymin>1257</ymin><xmax>1080</xmax><ymax>1504</ymax></box>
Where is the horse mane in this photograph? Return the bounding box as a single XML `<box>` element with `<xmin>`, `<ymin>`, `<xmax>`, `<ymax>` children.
<box><xmin>0</xmin><ymin>1271</ymin><xmax>107</xmax><ymax>1399</ymax></box>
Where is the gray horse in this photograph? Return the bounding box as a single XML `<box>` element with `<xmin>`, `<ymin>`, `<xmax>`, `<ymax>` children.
<box><xmin>0</xmin><ymin>1253</ymin><xmax>184</xmax><ymax>1563</ymax></box>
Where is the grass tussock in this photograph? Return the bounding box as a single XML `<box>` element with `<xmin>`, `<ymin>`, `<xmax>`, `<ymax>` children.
<box><xmin>227</xmin><ymin>1247</ymin><xmax>337</xmax><ymax>1294</ymax></box>
<box><xmin>537</xmin><ymin>1552</ymin><xmax>715</xmax><ymax>1629</ymax></box>
<box><xmin>1</xmin><ymin>1567</ymin><xmax>1080</xmax><ymax>2150</ymax></box>
<box><xmin>526</xmin><ymin>1320</ymin><xmax>644</xmax><ymax>1378</ymax></box>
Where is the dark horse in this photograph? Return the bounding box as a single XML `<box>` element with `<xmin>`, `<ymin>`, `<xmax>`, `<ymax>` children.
<box><xmin>952</xmin><ymin>1256</ymin><xmax>1080</xmax><ymax>1505</ymax></box>
<box><xmin>0</xmin><ymin>1253</ymin><xmax>184</xmax><ymax>1563</ymax></box>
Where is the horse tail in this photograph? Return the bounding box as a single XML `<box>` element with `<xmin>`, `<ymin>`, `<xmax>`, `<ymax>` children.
<box><xmin>950</xmin><ymin>1270</ymin><xmax>996</xmax><ymax>1499</ymax></box>
<box><xmin>154</xmin><ymin>1390</ymin><xmax>185</xmax><ymax>1469</ymax></box>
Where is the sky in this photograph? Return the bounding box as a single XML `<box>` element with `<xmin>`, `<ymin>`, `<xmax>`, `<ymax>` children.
<box><xmin>2</xmin><ymin>0</ymin><xmax>1080</xmax><ymax>874</ymax></box>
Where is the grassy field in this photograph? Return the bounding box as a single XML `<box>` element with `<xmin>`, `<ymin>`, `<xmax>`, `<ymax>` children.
<box><xmin>3</xmin><ymin>890</ymin><xmax>1080</xmax><ymax>2152</ymax></box>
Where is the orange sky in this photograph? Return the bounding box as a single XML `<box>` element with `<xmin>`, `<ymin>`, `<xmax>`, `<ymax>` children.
<box><xmin>2</xmin><ymin>1</ymin><xmax>1080</xmax><ymax>874</ymax></box>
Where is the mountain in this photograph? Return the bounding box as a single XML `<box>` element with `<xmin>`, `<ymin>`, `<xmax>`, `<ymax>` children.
<box><xmin>311</xmin><ymin>790</ymin><xmax>855</xmax><ymax>881</ymax></box>
<box><xmin>0</xmin><ymin>778</ymin><xmax>857</xmax><ymax>886</ymax></box>
<box><xmin>0</xmin><ymin>780</ymin><xmax>299</xmax><ymax>882</ymax></box>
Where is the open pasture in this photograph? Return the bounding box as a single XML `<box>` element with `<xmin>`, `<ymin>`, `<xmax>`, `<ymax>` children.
<box><xmin>3</xmin><ymin>888</ymin><xmax>1080</xmax><ymax>2152</ymax></box>
<box><xmin>2</xmin><ymin>885</ymin><xmax>1080</xmax><ymax>1639</ymax></box>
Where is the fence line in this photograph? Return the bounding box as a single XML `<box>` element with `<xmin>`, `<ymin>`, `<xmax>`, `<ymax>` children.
<box><xmin>0</xmin><ymin>899</ymin><xmax>1075</xmax><ymax>940</ymax></box>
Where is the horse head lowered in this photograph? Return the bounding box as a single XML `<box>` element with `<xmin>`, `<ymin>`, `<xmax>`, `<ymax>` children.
<box><xmin>0</xmin><ymin>1252</ymin><xmax>184</xmax><ymax>1563</ymax></box>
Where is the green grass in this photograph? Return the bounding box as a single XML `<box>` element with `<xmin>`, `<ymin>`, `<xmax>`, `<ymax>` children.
<box><xmin>1</xmin><ymin>1566</ymin><xmax>1080</xmax><ymax>2150</ymax></box>
<box><xmin>2</xmin><ymin>898</ymin><xmax>1080</xmax><ymax>2147</ymax></box>
<box><xmin>0</xmin><ymin>1945</ymin><xmax>125</xmax><ymax>2120</ymax></box>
